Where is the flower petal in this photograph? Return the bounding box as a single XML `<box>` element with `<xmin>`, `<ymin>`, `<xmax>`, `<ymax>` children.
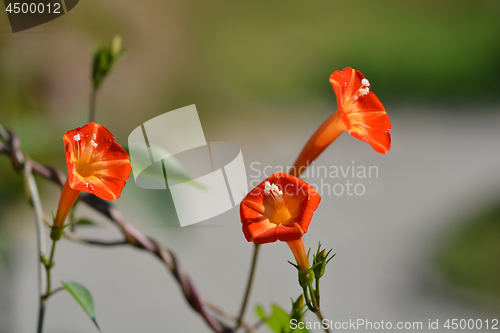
<box><xmin>88</xmin><ymin>175</ymin><xmax>127</xmax><ymax>201</ymax></box>
<box><xmin>63</xmin><ymin>122</ymin><xmax>131</xmax><ymax>201</ymax></box>
<box><xmin>347</xmin><ymin>111</ymin><xmax>391</xmax><ymax>154</ymax></box>
<box><xmin>330</xmin><ymin>67</ymin><xmax>391</xmax><ymax>154</ymax></box>
<box><xmin>252</xmin><ymin>226</ymin><xmax>278</xmax><ymax>244</ymax></box>
<box><xmin>330</xmin><ymin>67</ymin><xmax>358</xmax><ymax>127</ymax></box>
<box><xmin>276</xmin><ymin>223</ymin><xmax>304</xmax><ymax>242</ymax></box>
<box><xmin>240</xmin><ymin>172</ymin><xmax>321</xmax><ymax>244</ymax></box>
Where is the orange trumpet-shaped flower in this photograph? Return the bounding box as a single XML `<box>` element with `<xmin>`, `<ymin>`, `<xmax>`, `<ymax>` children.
<box><xmin>240</xmin><ymin>172</ymin><xmax>321</xmax><ymax>270</ymax></box>
<box><xmin>53</xmin><ymin>122</ymin><xmax>131</xmax><ymax>232</ymax></box>
<box><xmin>291</xmin><ymin>67</ymin><xmax>391</xmax><ymax>177</ymax></box>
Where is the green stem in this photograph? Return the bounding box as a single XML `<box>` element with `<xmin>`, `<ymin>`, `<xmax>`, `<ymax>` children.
<box><xmin>236</xmin><ymin>244</ymin><xmax>260</xmax><ymax>331</ymax></box>
<box><xmin>308</xmin><ymin>285</ymin><xmax>330</xmax><ymax>333</ymax></box>
<box><xmin>309</xmin><ymin>286</ymin><xmax>318</xmax><ymax>311</ymax></box>
<box><xmin>45</xmin><ymin>240</ymin><xmax>57</xmax><ymax>297</ymax></box>
<box><xmin>22</xmin><ymin>158</ymin><xmax>48</xmax><ymax>333</ymax></box>
<box><xmin>315</xmin><ymin>277</ymin><xmax>320</xmax><ymax>305</ymax></box>
<box><xmin>302</xmin><ymin>287</ymin><xmax>315</xmax><ymax>312</ymax></box>
<box><xmin>37</xmin><ymin>239</ymin><xmax>58</xmax><ymax>333</ymax></box>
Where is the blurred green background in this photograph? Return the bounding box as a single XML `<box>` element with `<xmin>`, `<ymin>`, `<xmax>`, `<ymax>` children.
<box><xmin>1</xmin><ymin>1</ymin><xmax>499</xmax><ymax>332</ymax></box>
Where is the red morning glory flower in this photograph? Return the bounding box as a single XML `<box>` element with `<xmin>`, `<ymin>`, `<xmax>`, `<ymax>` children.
<box><xmin>240</xmin><ymin>172</ymin><xmax>321</xmax><ymax>270</ymax></box>
<box><xmin>291</xmin><ymin>67</ymin><xmax>391</xmax><ymax>177</ymax></box>
<box><xmin>53</xmin><ymin>122</ymin><xmax>131</xmax><ymax>232</ymax></box>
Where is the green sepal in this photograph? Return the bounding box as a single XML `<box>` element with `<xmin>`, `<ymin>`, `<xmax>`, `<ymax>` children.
<box><xmin>50</xmin><ymin>226</ymin><xmax>64</xmax><ymax>241</ymax></box>
<box><xmin>298</xmin><ymin>267</ymin><xmax>315</xmax><ymax>288</ymax></box>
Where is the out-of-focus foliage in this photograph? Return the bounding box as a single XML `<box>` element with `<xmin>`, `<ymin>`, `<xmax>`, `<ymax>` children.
<box><xmin>437</xmin><ymin>205</ymin><xmax>500</xmax><ymax>306</ymax></box>
<box><xmin>1</xmin><ymin>1</ymin><xmax>499</xmax><ymax>128</ymax></box>
<box><xmin>190</xmin><ymin>1</ymin><xmax>500</xmax><ymax>103</ymax></box>
<box><xmin>256</xmin><ymin>303</ymin><xmax>309</xmax><ymax>333</ymax></box>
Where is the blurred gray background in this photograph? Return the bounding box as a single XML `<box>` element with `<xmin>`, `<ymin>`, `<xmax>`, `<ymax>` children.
<box><xmin>1</xmin><ymin>1</ymin><xmax>499</xmax><ymax>332</ymax></box>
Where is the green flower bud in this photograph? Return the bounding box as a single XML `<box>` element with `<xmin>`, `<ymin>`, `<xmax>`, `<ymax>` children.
<box><xmin>92</xmin><ymin>35</ymin><xmax>125</xmax><ymax>89</ymax></box>
<box><xmin>290</xmin><ymin>294</ymin><xmax>305</xmax><ymax>322</ymax></box>
<box><xmin>313</xmin><ymin>249</ymin><xmax>327</xmax><ymax>279</ymax></box>
<box><xmin>298</xmin><ymin>267</ymin><xmax>315</xmax><ymax>288</ymax></box>
<box><xmin>40</xmin><ymin>253</ymin><xmax>50</xmax><ymax>266</ymax></box>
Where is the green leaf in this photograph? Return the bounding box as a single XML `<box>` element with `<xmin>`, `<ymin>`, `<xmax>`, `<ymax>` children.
<box><xmin>61</xmin><ymin>281</ymin><xmax>100</xmax><ymax>331</ymax></box>
<box><xmin>255</xmin><ymin>304</ymin><xmax>266</xmax><ymax>320</ymax></box>
<box><xmin>269</xmin><ymin>305</ymin><xmax>291</xmax><ymax>333</ymax></box>
<box><xmin>255</xmin><ymin>304</ymin><xmax>310</xmax><ymax>333</ymax></box>
<box><xmin>74</xmin><ymin>219</ymin><xmax>98</xmax><ymax>227</ymax></box>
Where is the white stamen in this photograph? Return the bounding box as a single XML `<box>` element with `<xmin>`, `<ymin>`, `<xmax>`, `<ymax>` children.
<box><xmin>264</xmin><ymin>181</ymin><xmax>272</xmax><ymax>194</ymax></box>
<box><xmin>93</xmin><ymin>133</ymin><xmax>96</xmax><ymax>140</ymax></box>
<box><xmin>264</xmin><ymin>181</ymin><xmax>283</xmax><ymax>195</ymax></box>
<box><xmin>358</xmin><ymin>88</ymin><xmax>369</xmax><ymax>96</ymax></box>
<box><xmin>90</xmin><ymin>140</ymin><xmax>98</xmax><ymax>148</ymax></box>
<box><xmin>271</xmin><ymin>184</ymin><xmax>282</xmax><ymax>194</ymax></box>
<box><xmin>354</xmin><ymin>78</ymin><xmax>372</xmax><ymax>100</ymax></box>
<box><xmin>74</xmin><ymin>134</ymin><xmax>81</xmax><ymax>141</ymax></box>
